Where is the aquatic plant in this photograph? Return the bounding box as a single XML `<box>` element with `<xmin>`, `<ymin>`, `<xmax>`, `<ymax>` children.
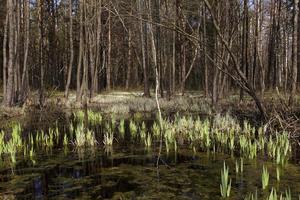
<box><xmin>88</xmin><ymin>110</ymin><xmax>102</xmax><ymax>125</ymax></box>
<box><xmin>63</xmin><ymin>134</ymin><xmax>68</xmax><ymax>146</ymax></box>
<box><xmin>74</xmin><ymin>110</ymin><xmax>85</xmax><ymax>122</ymax></box>
<box><xmin>74</xmin><ymin>122</ymin><xmax>96</xmax><ymax>147</ymax></box>
<box><xmin>141</xmin><ymin>122</ymin><xmax>147</xmax><ymax>132</ymax></box>
<box><xmin>144</xmin><ymin>134</ymin><xmax>152</xmax><ymax>148</ymax></box>
<box><xmin>152</xmin><ymin>121</ymin><xmax>160</xmax><ymax>137</ymax></box>
<box><xmin>86</xmin><ymin>130</ymin><xmax>97</xmax><ymax>146</ymax></box>
<box><xmin>5</xmin><ymin>140</ymin><xmax>16</xmax><ymax>164</ymax></box>
<box><xmin>267</xmin><ymin>132</ymin><xmax>291</xmax><ymax>165</ymax></box>
<box><xmin>111</xmin><ymin>114</ymin><xmax>116</xmax><ymax>129</ymax></box>
<box><xmin>244</xmin><ymin>190</ymin><xmax>257</xmax><ymax>200</ymax></box>
<box><xmin>220</xmin><ymin>162</ymin><xmax>231</xmax><ymax>198</ymax></box>
<box><xmin>29</xmin><ymin>146</ymin><xmax>36</xmax><ymax>164</ymax></box>
<box><xmin>280</xmin><ymin>189</ymin><xmax>291</xmax><ymax>200</ymax></box>
<box><xmin>262</xmin><ymin>165</ymin><xmax>269</xmax><ymax>190</ymax></box>
<box><xmin>69</xmin><ymin>123</ymin><xmax>74</xmax><ymax>135</ymax></box>
<box><xmin>229</xmin><ymin>131</ymin><xmax>235</xmax><ymax>151</ymax></box>
<box><xmin>103</xmin><ymin>131</ymin><xmax>114</xmax><ymax>146</ymax></box>
<box><xmin>0</xmin><ymin>131</ymin><xmax>5</xmax><ymax>155</ymax></box>
<box><xmin>129</xmin><ymin>120</ymin><xmax>138</xmax><ymax>137</ymax></box>
<box><xmin>11</xmin><ymin>123</ymin><xmax>22</xmax><ymax>148</ymax></box>
<box><xmin>133</xmin><ymin>112</ymin><xmax>143</xmax><ymax>121</ymax></box>
<box><xmin>276</xmin><ymin>167</ymin><xmax>280</xmax><ymax>182</ymax></box>
<box><xmin>241</xmin><ymin>158</ymin><xmax>244</xmax><ymax>173</ymax></box>
<box><xmin>164</xmin><ymin>128</ymin><xmax>176</xmax><ymax>153</ymax></box>
<box><xmin>235</xmin><ymin>160</ymin><xmax>239</xmax><ymax>174</ymax></box>
<box><xmin>235</xmin><ymin>158</ymin><xmax>243</xmax><ymax>174</ymax></box>
<box><xmin>118</xmin><ymin>119</ymin><xmax>125</xmax><ymax>137</ymax></box>
<box><xmin>74</xmin><ymin>123</ymin><xmax>86</xmax><ymax>147</ymax></box>
<box><xmin>267</xmin><ymin>188</ymin><xmax>278</xmax><ymax>200</ymax></box>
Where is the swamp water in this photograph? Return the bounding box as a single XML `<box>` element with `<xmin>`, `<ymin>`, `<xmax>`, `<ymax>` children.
<box><xmin>0</xmin><ymin>110</ymin><xmax>299</xmax><ymax>200</ymax></box>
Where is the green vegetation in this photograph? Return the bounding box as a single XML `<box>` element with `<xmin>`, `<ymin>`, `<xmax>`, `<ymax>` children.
<box><xmin>119</xmin><ymin>119</ymin><xmax>125</xmax><ymax>137</ymax></box>
<box><xmin>244</xmin><ymin>190</ymin><xmax>257</xmax><ymax>200</ymax></box>
<box><xmin>267</xmin><ymin>188</ymin><xmax>278</xmax><ymax>200</ymax></box>
<box><xmin>129</xmin><ymin>120</ymin><xmax>138</xmax><ymax>137</ymax></box>
<box><xmin>0</xmin><ymin>110</ymin><xmax>299</xmax><ymax>199</ymax></box>
<box><xmin>220</xmin><ymin>162</ymin><xmax>232</xmax><ymax>198</ymax></box>
<box><xmin>262</xmin><ymin>165</ymin><xmax>269</xmax><ymax>190</ymax></box>
<box><xmin>103</xmin><ymin>131</ymin><xmax>114</xmax><ymax>146</ymax></box>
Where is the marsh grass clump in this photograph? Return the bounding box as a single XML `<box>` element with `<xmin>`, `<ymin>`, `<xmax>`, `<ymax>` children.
<box><xmin>74</xmin><ymin>110</ymin><xmax>85</xmax><ymax>122</ymax></box>
<box><xmin>267</xmin><ymin>188</ymin><xmax>278</xmax><ymax>200</ymax></box>
<box><xmin>133</xmin><ymin>112</ymin><xmax>143</xmax><ymax>122</ymax></box>
<box><xmin>214</xmin><ymin>113</ymin><xmax>240</xmax><ymax>132</ymax></box>
<box><xmin>235</xmin><ymin>159</ymin><xmax>243</xmax><ymax>174</ymax></box>
<box><xmin>88</xmin><ymin>110</ymin><xmax>102</xmax><ymax>125</ymax></box>
<box><xmin>63</xmin><ymin>134</ymin><xmax>68</xmax><ymax>146</ymax></box>
<box><xmin>5</xmin><ymin>140</ymin><xmax>16</xmax><ymax>164</ymax></box>
<box><xmin>262</xmin><ymin>165</ymin><xmax>269</xmax><ymax>190</ymax></box>
<box><xmin>164</xmin><ymin>127</ymin><xmax>177</xmax><ymax>153</ymax></box>
<box><xmin>103</xmin><ymin>131</ymin><xmax>114</xmax><ymax>146</ymax></box>
<box><xmin>129</xmin><ymin>120</ymin><xmax>138</xmax><ymax>137</ymax></box>
<box><xmin>0</xmin><ymin>131</ymin><xmax>5</xmax><ymax>155</ymax></box>
<box><xmin>1</xmin><ymin>123</ymin><xmax>23</xmax><ymax>164</ymax></box>
<box><xmin>276</xmin><ymin>167</ymin><xmax>280</xmax><ymax>182</ymax></box>
<box><xmin>244</xmin><ymin>190</ymin><xmax>257</xmax><ymax>200</ymax></box>
<box><xmin>118</xmin><ymin>119</ymin><xmax>125</xmax><ymax>137</ymax></box>
<box><xmin>152</xmin><ymin>121</ymin><xmax>160</xmax><ymax>137</ymax></box>
<box><xmin>75</xmin><ymin>123</ymin><xmax>86</xmax><ymax>147</ymax></box>
<box><xmin>86</xmin><ymin>130</ymin><xmax>97</xmax><ymax>146</ymax></box>
<box><xmin>144</xmin><ymin>133</ymin><xmax>152</xmax><ymax>148</ymax></box>
<box><xmin>74</xmin><ymin>110</ymin><xmax>102</xmax><ymax>126</ymax></box>
<box><xmin>280</xmin><ymin>189</ymin><xmax>291</xmax><ymax>200</ymax></box>
<box><xmin>74</xmin><ymin>122</ymin><xmax>96</xmax><ymax>147</ymax></box>
<box><xmin>267</xmin><ymin>132</ymin><xmax>291</xmax><ymax>165</ymax></box>
<box><xmin>220</xmin><ymin>162</ymin><xmax>232</xmax><ymax>198</ymax></box>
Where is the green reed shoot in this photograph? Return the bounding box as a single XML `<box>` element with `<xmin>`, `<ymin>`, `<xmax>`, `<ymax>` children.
<box><xmin>262</xmin><ymin>165</ymin><xmax>269</xmax><ymax>190</ymax></box>
<box><xmin>220</xmin><ymin>162</ymin><xmax>232</xmax><ymax>198</ymax></box>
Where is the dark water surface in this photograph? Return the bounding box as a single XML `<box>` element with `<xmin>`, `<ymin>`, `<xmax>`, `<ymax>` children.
<box><xmin>0</xmin><ymin>110</ymin><xmax>299</xmax><ymax>200</ymax></box>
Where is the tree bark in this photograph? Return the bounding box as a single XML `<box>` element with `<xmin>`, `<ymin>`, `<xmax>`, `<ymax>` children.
<box><xmin>290</xmin><ymin>0</ymin><xmax>299</xmax><ymax>104</ymax></box>
<box><xmin>65</xmin><ymin>0</ymin><xmax>74</xmax><ymax>99</ymax></box>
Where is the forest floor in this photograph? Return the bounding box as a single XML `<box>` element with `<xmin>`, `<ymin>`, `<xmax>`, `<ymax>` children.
<box><xmin>0</xmin><ymin>90</ymin><xmax>299</xmax><ymax>126</ymax></box>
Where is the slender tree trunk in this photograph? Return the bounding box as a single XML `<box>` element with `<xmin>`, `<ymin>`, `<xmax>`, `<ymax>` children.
<box><xmin>38</xmin><ymin>0</ymin><xmax>45</xmax><ymax>107</ymax></box>
<box><xmin>203</xmin><ymin>5</ymin><xmax>208</xmax><ymax>98</ymax></box>
<box><xmin>172</xmin><ymin>19</ymin><xmax>176</xmax><ymax>95</ymax></box>
<box><xmin>290</xmin><ymin>0</ymin><xmax>299</xmax><ymax>104</ymax></box>
<box><xmin>106</xmin><ymin>7</ymin><xmax>112</xmax><ymax>91</ymax></box>
<box><xmin>21</xmin><ymin>0</ymin><xmax>30</xmax><ymax>103</ymax></box>
<box><xmin>139</xmin><ymin>0</ymin><xmax>150</xmax><ymax>97</ymax></box>
<box><xmin>126</xmin><ymin>28</ymin><xmax>132</xmax><ymax>90</ymax></box>
<box><xmin>76</xmin><ymin>0</ymin><xmax>83</xmax><ymax>102</ymax></box>
<box><xmin>65</xmin><ymin>0</ymin><xmax>74</xmax><ymax>99</ymax></box>
<box><xmin>2</xmin><ymin>14</ymin><xmax>8</xmax><ymax>101</ymax></box>
<box><xmin>4</xmin><ymin>0</ymin><xmax>15</xmax><ymax>106</ymax></box>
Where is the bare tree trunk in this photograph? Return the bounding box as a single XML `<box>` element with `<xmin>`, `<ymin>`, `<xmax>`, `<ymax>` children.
<box><xmin>139</xmin><ymin>0</ymin><xmax>150</xmax><ymax>97</ymax></box>
<box><xmin>126</xmin><ymin>28</ymin><xmax>132</xmax><ymax>90</ymax></box>
<box><xmin>203</xmin><ymin>0</ymin><xmax>268</xmax><ymax>119</ymax></box>
<box><xmin>172</xmin><ymin>19</ymin><xmax>176</xmax><ymax>95</ymax></box>
<box><xmin>94</xmin><ymin>0</ymin><xmax>102</xmax><ymax>94</ymax></box>
<box><xmin>4</xmin><ymin>0</ymin><xmax>15</xmax><ymax>106</ymax></box>
<box><xmin>2</xmin><ymin>14</ymin><xmax>8</xmax><ymax>100</ymax></box>
<box><xmin>21</xmin><ymin>0</ymin><xmax>30</xmax><ymax>103</ymax></box>
<box><xmin>65</xmin><ymin>0</ymin><xmax>73</xmax><ymax>99</ymax></box>
<box><xmin>106</xmin><ymin>7</ymin><xmax>112</xmax><ymax>91</ymax></box>
<box><xmin>76</xmin><ymin>0</ymin><xmax>84</xmax><ymax>102</ymax></box>
<box><xmin>38</xmin><ymin>0</ymin><xmax>45</xmax><ymax>107</ymax></box>
<box><xmin>290</xmin><ymin>0</ymin><xmax>299</xmax><ymax>104</ymax></box>
<box><xmin>203</xmin><ymin>5</ymin><xmax>208</xmax><ymax>98</ymax></box>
